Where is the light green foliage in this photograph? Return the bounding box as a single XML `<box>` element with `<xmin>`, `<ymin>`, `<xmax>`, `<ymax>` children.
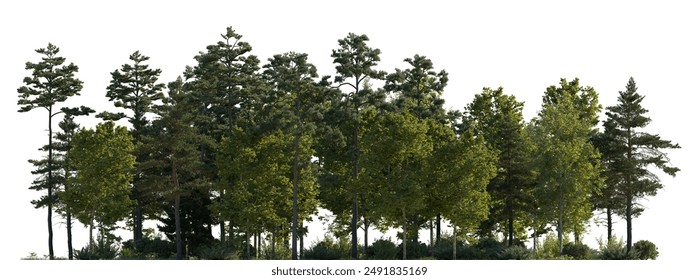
<box><xmin>531</xmin><ymin>78</ymin><xmax>602</xmax><ymax>254</ymax></box>
<box><xmin>465</xmin><ymin>87</ymin><xmax>533</xmax><ymax>243</ymax></box>
<box><xmin>63</xmin><ymin>121</ymin><xmax>136</xmax><ymax>233</ymax></box>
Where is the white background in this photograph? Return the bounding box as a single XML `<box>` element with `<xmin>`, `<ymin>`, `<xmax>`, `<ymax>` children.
<box><xmin>1</xmin><ymin>0</ymin><xmax>696</xmax><ymax>278</ymax></box>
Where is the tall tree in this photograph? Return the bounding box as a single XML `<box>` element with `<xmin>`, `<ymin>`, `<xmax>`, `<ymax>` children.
<box><xmin>17</xmin><ymin>43</ymin><xmax>89</xmax><ymax>259</ymax></box>
<box><xmin>63</xmin><ymin>121</ymin><xmax>136</xmax><ymax>252</ymax></box>
<box><xmin>262</xmin><ymin>52</ymin><xmax>327</xmax><ymax>259</ymax></box>
<box><xmin>531</xmin><ymin>79</ymin><xmax>602</xmax><ymax>255</ymax></box>
<box><xmin>185</xmin><ymin>26</ymin><xmax>262</xmax><ymax>242</ymax></box>
<box><xmin>330</xmin><ymin>33</ymin><xmax>386</xmax><ymax>259</ymax></box>
<box><xmin>385</xmin><ymin>54</ymin><xmax>448</xmax><ymax>121</ymax></box>
<box><xmin>602</xmin><ymin>77</ymin><xmax>680</xmax><ymax>251</ymax></box>
<box><xmin>53</xmin><ymin>115</ymin><xmax>82</xmax><ymax>259</ymax></box>
<box><xmin>140</xmin><ymin>77</ymin><xmax>207</xmax><ymax>259</ymax></box>
<box><xmin>465</xmin><ymin>87</ymin><xmax>534</xmax><ymax>246</ymax></box>
<box><xmin>97</xmin><ymin>50</ymin><xmax>165</xmax><ymax>244</ymax></box>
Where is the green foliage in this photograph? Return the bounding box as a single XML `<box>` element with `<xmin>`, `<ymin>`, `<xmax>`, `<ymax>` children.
<box><xmin>397</xmin><ymin>241</ymin><xmax>430</xmax><ymax>260</ymax></box>
<box><xmin>366</xmin><ymin>239</ymin><xmax>399</xmax><ymax>260</ymax></box>
<box><xmin>194</xmin><ymin>242</ymin><xmax>239</xmax><ymax>260</ymax></box>
<box><xmin>597</xmin><ymin>235</ymin><xmax>639</xmax><ymax>260</ymax></box>
<box><xmin>121</xmin><ymin>237</ymin><xmax>176</xmax><ymax>260</ymax></box>
<box><xmin>633</xmin><ymin>240</ymin><xmax>659</xmax><ymax>260</ymax></box>
<box><xmin>63</xmin><ymin>121</ymin><xmax>136</xmax><ymax>232</ymax></box>
<box><xmin>303</xmin><ymin>235</ymin><xmax>352</xmax><ymax>260</ymax></box>
<box><xmin>471</xmin><ymin>237</ymin><xmax>505</xmax><ymax>260</ymax></box>
<box><xmin>74</xmin><ymin>237</ymin><xmax>120</xmax><ymax>260</ymax></box>
<box><xmin>500</xmin><ymin>245</ymin><xmax>532</xmax><ymax>260</ymax></box>
<box><xmin>562</xmin><ymin>242</ymin><xmax>595</xmax><ymax>260</ymax></box>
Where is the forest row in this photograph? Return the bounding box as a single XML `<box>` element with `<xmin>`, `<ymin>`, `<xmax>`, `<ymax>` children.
<box><xmin>16</xmin><ymin>27</ymin><xmax>679</xmax><ymax>260</ymax></box>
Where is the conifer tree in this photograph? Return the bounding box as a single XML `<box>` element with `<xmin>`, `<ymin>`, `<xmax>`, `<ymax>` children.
<box><xmin>97</xmin><ymin>50</ymin><xmax>165</xmax><ymax>244</ymax></box>
<box><xmin>602</xmin><ymin>77</ymin><xmax>680</xmax><ymax>251</ymax></box>
<box><xmin>17</xmin><ymin>43</ymin><xmax>90</xmax><ymax>259</ymax></box>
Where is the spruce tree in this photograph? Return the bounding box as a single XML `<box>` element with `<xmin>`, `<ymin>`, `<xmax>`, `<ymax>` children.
<box><xmin>602</xmin><ymin>77</ymin><xmax>680</xmax><ymax>252</ymax></box>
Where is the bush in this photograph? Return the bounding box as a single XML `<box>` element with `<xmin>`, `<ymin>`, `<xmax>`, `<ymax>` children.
<box><xmin>194</xmin><ymin>242</ymin><xmax>238</xmax><ymax>260</ymax></box>
<box><xmin>499</xmin><ymin>245</ymin><xmax>532</xmax><ymax>260</ymax></box>
<box><xmin>633</xmin><ymin>240</ymin><xmax>659</xmax><ymax>260</ymax></box>
<box><xmin>74</xmin><ymin>238</ymin><xmax>120</xmax><ymax>260</ymax></box>
<box><xmin>367</xmin><ymin>239</ymin><xmax>399</xmax><ymax>260</ymax></box>
<box><xmin>562</xmin><ymin>243</ymin><xmax>595</xmax><ymax>260</ymax></box>
<box><xmin>597</xmin><ymin>235</ymin><xmax>639</xmax><ymax>260</ymax></box>
<box><xmin>397</xmin><ymin>241</ymin><xmax>429</xmax><ymax>260</ymax></box>
<box><xmin>472</xmin><ymin>237</ymin><xmax>505</xmax><ymax>260</ymax></box>
<box><xmin>429</xmin><ymin>237</ymin><xmax>474</xmax><ymax>260</ymax></box>
<box><xmin>303</xmin><ymin>235</ymin><xmax>351</xmax><ymax>260</ymax></box>
<box><xmin>121</xmin><ymin>237</ymin><xmax>176</xmax><ymax>260</ymax></box>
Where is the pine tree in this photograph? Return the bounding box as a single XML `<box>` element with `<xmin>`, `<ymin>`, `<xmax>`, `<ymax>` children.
<box><xmin>602</xmin><ymin>77</ymin><xmax>680</xmax><ymax>251</ymax></box>
<box><xmin>17</xmin><ymin>43</ymin><xmax>90</xmax><ymax>259</ymax></box>
<box><xmin>465</xmin><ymin>87</ymin><xmax>534</xmax><ymax>246</ymax></box>
<box><xmin>97</xmin><ymin>50</ymin><xmax>165</xmax><ymax>244</ymax></box>
<box><xmin>330</xmin><ymin>33</ymin><xmax>386</xmax><ymax>259</ymax></box>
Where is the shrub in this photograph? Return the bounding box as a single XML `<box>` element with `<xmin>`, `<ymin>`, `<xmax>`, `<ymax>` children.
<box><xmin>367</xmin><ymin>239</ymin><xmax>399</xmax><ymax>260</ymax></box>
<box><xmin>303</xmin><ymin>235</ymin><xmax>351</xmax><ymax>260</ymax></box>
<box><xmin>194</xmin><ymin>242</ymin><xmax>238</xmax><ymax>260</ymax></box>
<box><xmin>429</xmin><ymin>237</ymin><xmax>474</xmax><ymax>260</ymax></box>
<box><xmin>562</xmin><ymin>242</ymin><xmax>595</xmax><ymax>260</ymax></box>
<box><xmin>121</xmin><ymin>237</ymin><xmax>176</xmax><ymax>260</ymax></box>
<box><xmin>633</xmin><ymin>240</ymin><xmax>659</xmax><ymax>260</ymax></box>
<box><xmin>397</xmin><ymin>241</ymin><xmax>429</xmax><ymax>260</ymax></box>
<box><xmin>74</xmin><ymin>238</ymin><xmax>120</xmax><ymax>260</ymax></box>
<box><xmin>597</xmin><ymin>235</ymin><xmax>639</xmax><ymax>260</ymax></box>
<box><xmin>499</xmin><ymin>245</ymin><xmax>532</xmax><ymax>260</ymax></box>
<box><xmin>472</xmin><ymin>237</ymin><xmax>505</xmax><ymax>260</ymax></box>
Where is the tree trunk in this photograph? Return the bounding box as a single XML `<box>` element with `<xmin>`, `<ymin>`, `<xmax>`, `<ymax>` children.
<box><xmin>47</xmin><ymin>111</ymin><xmax>55</xmax><ymax>260</ymax></box>
<box><xmin>271</xmin><ymin>228</ymin><xmax>276</xmax><ymax>259</ymax></box>
<box><xmin>134</xmin><ymin>199</ymin><xmax>143</xmax><ymax>244</ymax></box>
<box><xmin>291</xmin><ymin>133</ymin><xmax>300</xmax><ymax>260</ymax></box>
<box><xmin>626</xmin><ymin>193</ymin><xmax>633</xmax><ymax>252</ymax></box>
<box><xmin>453</xmin><ymin>225</ymin><xmax>457</xmax><ymax>260</ymax></box>
<box><xmin>532</xmin><ymin>231</ymin><xmax>537</xmax><ymax>253</ymax></box>
<box><xmin>175</xmin><ymin>193</ymin><xmax>183</xmax><ymax>260</ymax></box>
<box><xmin>88</xmin><ymin>220</ymin><xmax>94</xmax><ymax>260</ymax></box>
<box><xmin>364</xmin><ymin>217</ymin><xmax>369</xmax><ymax>259</ymax></box>
<box><xmin>436</xmin><ymin>214</ymin><xmax>441</xmax><ymax>242</ymax></box>
<box><xmin>351</xmin><ymin>120</ymin><xmax>359</xmax><ymax>260</ymax></box>
<box><xmin>557</xmin><ymin>185</ymin><xmax>564</xmax><ymax>256</ymax></box>
<box><xmin>299</xmin><ymin>221</ymin><xmax>304</xmax><ymax>259</ymax></box>
<box><xmin>402</xmin><ymin>208</ymin><xmax>407</xmax><ymax>260</ymax></box>
<box><xmin>67</xmin><ymin>211</ymin><xmax>73</xmax><ymax>260</ymax></box>
<box><xmin>507</xmin><ymin>199</ymin><xmax>514</xmax><ymax>247</ymax></box>
<box><xmin>245</xmin><ymin>231</ymin><xmax>250</xmax><ymax>259</ymax></box>
<box><xmin>253</xmin><ymin>232</ymin><xmax>258</xmax><ymax>259</ymax></box>
<box><xmin>429</xmin><ymin>219</ymin><xmax>434</xmax><ymax>247</ymax></box>
<box><xmin>607</xmin><ymin>205</ymin><xmax>613</xmax><ymax>243</ymax></box>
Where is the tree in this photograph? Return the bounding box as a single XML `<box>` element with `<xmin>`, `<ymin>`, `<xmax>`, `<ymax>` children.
<box><xmin>52</xmin><ymin>115</ymin><xmax>81</xmax><ymax>259</ymax></box>
<box><xmin>531</xmin><ymin>79</ymin><xmax>602</xmax><ymax>255</ymax></box>
<box><xmin>140</xmin><ymin>77</ymin><xmax>207</xmax><ymax>259</ymax></box>
<box><xmin>385</xmin><ymin>54</ymin><xmax>448</xmax><ymax>121</ymax></box>
<box><xmin>97</xmin><ymin>50</ymin><xmax>165</xmax><ymax>244</ymax></box>
<box><xmin>601</xmin><ymin>77</ymin><xmax>680</xmax><ymax>252</ymax></box>
<box><xmin>465</xmin><ymin>87</ymin><xmax>534</xmax><ymax>246</ymax></box>
<box><xmin>185</xmin><ymin>27</ymin><xmax>263</xmax><ymax>242</ymax></box>
<box><xmin>261</xmin><ymin>52</ymin><xmax>328</xmax><ymax>259</ymax></box>
<box><xmin>330</xmin><ymin>33</ymin><xmax>386</xmax><ymax>259</ymax></box>
<box><xmin>17</xmin><ymin>43</ymin><xmax>90</xmax><ymax>259</ymax></box>
<box><xmin>63</xmin><ymin>121</ymin><xmax>136</xmax><ymax>253</ymax></box>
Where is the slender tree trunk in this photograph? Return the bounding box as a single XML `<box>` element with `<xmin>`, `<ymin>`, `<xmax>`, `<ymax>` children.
<box><xmin>271</xmin><ymin>228</ymin><xmax>276</xmax><ymax>259</ymax></box>
<box><xmin>67</xmin><ymin>211</ymin><xmax>73</xmax><ymax>260</ymax></box>
<box><xmin>134</xmin><ymin>199</ymin><xmax>143</xmax><ymax>244</ymax></box>
<box><xmin>607</xmin><ymin>206</ymin><xmax>613</xmax><ymax>243</ymax></box>
<box><xmin>436</xmin><ymin>214</ymin><xmax>441</xmax><ymax>242</ymax></box>
<box><xmin>402</xmin><ymin>208</ymin><xmax>407</xmax><ymax>260</ymax></box>
<box><xmin>429</xmin><ymin>219</ymin><xmax>434</xmax><ymax>247</ymax></box>
<box><xmin>245</xmin><ymin>231</ymin><xmax>250</xmax><ymax>259</ymax></box>
<box><xmin>507</xmin><ymin>199</ymin><xmax>514</xmax><ymax>247</ymax></box>
<box><xmin>557</xmin><ymin>185</ymin><xmax>564</xmax><ymax>256</ymax></box>
<box><xmin>291</xmin><ymin>133</ymin><xmax>300</xmax><ymax>260</ymax></box>
<box><xmin>626</xmin><ymin>193</ymin><xmax>633</xmax><ymax>252</ymax></box>
<box><xmin>532</xmin><ymin>231</ymin><xmax>537</xmax><ymax>253</ymax></box>
<box><xmin>88</xmin><ymin>220</ymin><xmax>94</xmax><ymax>260</ymax></box>
<box><xmin>299</xmin><ymin>221</ymin><xmax>304</xmax><ymax>260</ymax></box>
<box><xmin>253</xmin><ymin>232</ymin><xmax>258</xmax><ymax>258</ymax></box>
<box><xmin>364</xmin><ymin>217</ymin><xmax>369</xmax><ymax>258</ymax></box>
<box><xmin>47</xmin><ymin>111</ymin><xmax>55</xmax><ymax>260</ymax></box>
<box><xmin>173</xmin><ymin>160</ymin><xmax>183</xmax><ymax>260</ymax></box>
<box><xmin>453</xmin><ymin>225</ymin><xmax>457</xmax><ymax>260</ymax></box>
<box><xmin>351</xmin><ymin>119</ymin><xmax>360</xmax><ymax>260</ymax></box>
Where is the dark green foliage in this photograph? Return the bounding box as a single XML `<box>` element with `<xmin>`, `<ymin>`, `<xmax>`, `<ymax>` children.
<box><xmin>366</xmin><ymin>239</ymin><xmax>399</xmax><ymax>260</ymax></box>
<box><xmin>120</xmin><ymin>237</ymin><xmax>176</xmax><ymax>260</ymax></box>
<box><xmin>194</xmin><ymin>242</ymin><xmax>239</xmax><ymax>260</ymax></box>
<box><xmin>429</xmin><ymin>238</ymin><xmax>473</xmax><ymax>260</ymax></box>
<box><xmin>472</xmin><ymin>237</ymin><xmax>506</xmax><ymax>260</ymax></box>
<box><xmin>562</xmin><ymin>242</ymin><xmax>595</xmax><ymax>260</ymax></box>
<box><xmin>633</xmin><ymin>240</ymin><xmax>659</xmax><ymax>260</ymax></box>
<box><xmin>397</xmin><ymin>241</ymin><xmax>430</xmax><ymax>260</ymax></box>
<box><xmin>499</xmin><ymin>245</ymin><xmax>532</xmax><ymax>260</ymax></box>
<box><xmin>74</xmin><ymin>237</ymin><xmax>120</xmax><ymax>260</ymax></box>
<box><xmin>303</xmin><ymin>236</ymin><xmax>352</xmax><ymax>260</ymax></box>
